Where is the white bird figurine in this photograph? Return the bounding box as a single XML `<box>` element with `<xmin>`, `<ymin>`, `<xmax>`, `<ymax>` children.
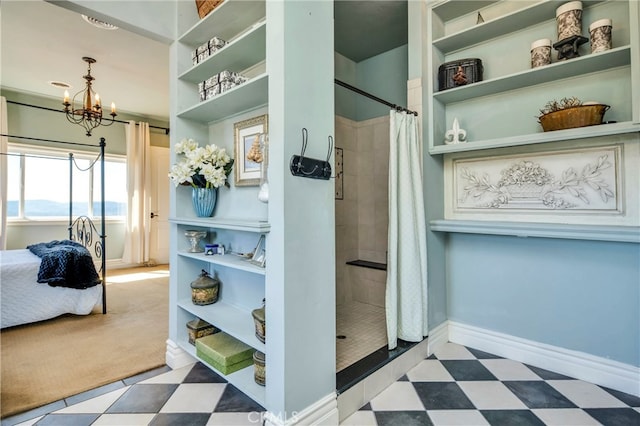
<box><xmin>444</xmin><ymin>117</ymin><xmax>467</xmax><ymax>145</ymax></box>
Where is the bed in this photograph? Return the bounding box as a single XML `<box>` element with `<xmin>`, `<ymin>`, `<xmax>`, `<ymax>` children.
<box><xmin>0</xmin><ymin>136</ymin><xmax>107</xmax><ymax>329</ymax></box>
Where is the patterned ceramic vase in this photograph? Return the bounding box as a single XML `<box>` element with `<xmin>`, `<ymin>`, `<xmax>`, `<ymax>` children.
<box><xmin>556</xmin><ymin>1</ymin><xmax>583</xmax><ymax>42</ymax></box>
<box><xmin>531</xmin><ymin>39</ymin><xmax>552</xmax><ymax>68</ymax></box>
<box><xmin>192</xmin><ymin>187</ymin><xmax>217</xmax><ymax>217</ymax></box>
<box><xmin>589</xmin><ymin>19</ymin><xmax>612</xmax><ymax>53</ymax></box>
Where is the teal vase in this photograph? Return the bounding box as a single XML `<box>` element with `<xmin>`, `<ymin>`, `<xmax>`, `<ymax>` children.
<box><xmin>192</xmin><ymin>187</ymin><xmax>217</xmax><ymax>217</ymax></box>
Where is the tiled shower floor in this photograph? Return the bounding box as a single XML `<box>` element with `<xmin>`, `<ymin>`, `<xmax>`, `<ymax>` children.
<box><xmin>336</xmin><ymin>301</ymin><xmax>387</xmax><ymax>372</ymax></box>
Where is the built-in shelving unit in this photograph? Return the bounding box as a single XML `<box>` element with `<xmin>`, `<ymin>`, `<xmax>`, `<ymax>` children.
<box><xmin>170</xmin><ymin>0</ymin><xmax>268</xmax><ymax>408</ymax></box>
<box><xmin>426</xmin><ymin>0</ymin><xmax>639</xmax><ymax>154</ymax></box>
<box><xmin>424</xmin><ymin>0</ymin><xmax>639</xmax><ymax>240</ymax></box>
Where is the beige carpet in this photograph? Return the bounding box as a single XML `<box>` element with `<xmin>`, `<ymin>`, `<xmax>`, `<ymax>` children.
<box><xmin>0</xmin><ymin>265</ymin><xmax>169</xmax><ymax>418</ymax></box>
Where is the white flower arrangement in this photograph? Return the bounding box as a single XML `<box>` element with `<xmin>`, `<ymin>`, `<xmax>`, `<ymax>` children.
<box><xmin>168</xmin><ymin>138</ymin><xmax>234</xmax><ymax>189</ymax></box>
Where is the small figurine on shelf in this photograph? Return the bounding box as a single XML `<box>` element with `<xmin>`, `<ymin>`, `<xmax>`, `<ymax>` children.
<box><xmin>452</xmin><ymin>66</ymin><xmax>468</xmax><ymax>86</ymax></box>
<box><xmin>444</xmin><ymin>118</ymin><xmax>467</xmax><ymax>145</ymax></box>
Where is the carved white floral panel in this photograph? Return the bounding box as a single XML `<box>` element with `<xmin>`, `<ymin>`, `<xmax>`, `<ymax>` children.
<box><xmin>451</xmin><ymin>145</ymin><xmax>622</xmax><ymax>214</ymax></box>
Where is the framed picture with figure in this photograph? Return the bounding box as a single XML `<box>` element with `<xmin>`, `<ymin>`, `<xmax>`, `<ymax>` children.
<box><xmin>234</xmin><ymin>114</ymin><xmax>268</xmax><ymax>186</ymax></box>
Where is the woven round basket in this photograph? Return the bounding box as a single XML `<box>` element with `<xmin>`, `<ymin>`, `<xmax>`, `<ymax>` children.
<box><xmin>538</xmin><ymin>104</ymin><xmax>610</xmax><ymax>132</ymax></box>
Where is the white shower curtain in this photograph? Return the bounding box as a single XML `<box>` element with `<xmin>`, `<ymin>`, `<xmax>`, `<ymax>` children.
<box><xmin>122</xmin><ymin>121</ymin><xmax>151</xmax><ymax>265</ymax></box>
<box><xmin>386</xmin><ymin>110</ymin><xmax>428</xmax><ymax>350</ymax></box>
<box><xmin>0</xmin><ymin>97</ymin><xmax>8</xmax><ymax>250</ymax></box>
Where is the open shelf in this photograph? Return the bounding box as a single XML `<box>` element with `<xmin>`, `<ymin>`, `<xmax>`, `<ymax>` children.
<box><xmin>429</xmin><ymin>121</ymin><xmax>640</xmax><ymax>154</ymax></box>
<box><xmin>169</xmin><ymin>217</ymin><xmax>270</xmax><ymax>233</ymax></box>
<box><xmin>179</xmin><ymin>0</ymin><xmax>265</xmax><ymax>45</ymax></box>
<box><xmin>430</xmin><ymin>219</ymin><xmax>640</xmax><ymax>243</ymax></box>
<box><xmin>177</xmin><ymin>337</ymin><xmax>265</xmax><ymax>406</ymax></box>
<box><xmin>178</xmin><ymin>251</ymin><xmax>266</xmax><ymax>275</ymax></box>
<box><xmin>433</xmin><ymin>0</ymin><xmax>607</xmax><ymax>53</ymax></box>
<box><xmin>179</xmin><ymin>20</ymin><xmax>266</xmax><ymax>82</ymax></box>
<box><xmin>433</xmin><ymin>47</ymin><xmax>631</xmax><ymax>104</ymax></box>
<box><xmin>178</xmin><ymin>300</ymin><xmax>265</xmax><ymax>353</ymax></box>
<box><xmin>177</xmin><ymin>73</ymin><xmax>268</xmax><ymax>123</ymax></box>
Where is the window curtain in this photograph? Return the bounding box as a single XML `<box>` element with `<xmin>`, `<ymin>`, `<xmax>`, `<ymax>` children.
<box><xmin>386</xmin><ymin>110</ymin><xmax>428</xmax><ymax>350</ymax></box>
<box><xmin>122</xmin><ymin>121</ymin><xmax>151</xmax><ymax>265</ymax></box>
<box><xmin>0</xmin><ymin>97</ymin><xmax>8</xmax><ymax>250</ymax></box>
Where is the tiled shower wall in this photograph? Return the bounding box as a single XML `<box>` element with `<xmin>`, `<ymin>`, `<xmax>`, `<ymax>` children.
<box><xmin>335</xmin><ymin>115</ymin><xmax>389</xmax><ymax>308</ymax></box>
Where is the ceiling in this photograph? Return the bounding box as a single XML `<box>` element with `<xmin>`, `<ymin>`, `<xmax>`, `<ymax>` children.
<box><xmin>0</xmin><ymin>0</ymin><xmax>170</xmax><ymax>121</ymax></box>
<box><xmin>335</xmin><ymin>1</ymin><xmax>408</xmax><ymax>63</ymax></box>
<box><xmin>1</xmin><ymin>1</ymin><xmax>407</xmax><ymax>122</ymax></box>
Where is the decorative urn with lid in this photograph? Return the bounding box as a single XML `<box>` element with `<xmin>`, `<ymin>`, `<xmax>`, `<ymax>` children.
<box><xmin>190</xmin><ymin>269</ymin><xmax>220</xmax><ymax>305</ymax></box>
<box><xmin>251</xmin><ymin>298</ymin><xmax>266</xmax><ymax>343</ymax></box>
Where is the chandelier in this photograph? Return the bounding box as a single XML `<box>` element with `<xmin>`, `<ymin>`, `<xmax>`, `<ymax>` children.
<box><xmin>63</xmin><ymin>57</ymin><xmax>117</xmax><ymax>137</ymax></box>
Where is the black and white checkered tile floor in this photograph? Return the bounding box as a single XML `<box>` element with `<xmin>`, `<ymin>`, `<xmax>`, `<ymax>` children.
<box><xmin>342</xmin><ymin>343</ymin><xmax>640</xmax><ymax>426</ymax></box>
<box><xmin>4</xmin><ymin>343</ymin><xmax>639</xmax><ymax>426</ymax></box>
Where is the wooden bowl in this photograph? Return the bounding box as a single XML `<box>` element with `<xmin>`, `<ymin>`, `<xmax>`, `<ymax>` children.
<box><xmin>538</xmin><ymin>104</ymin><xmax>610</xmax><ymax>132</ymax></box>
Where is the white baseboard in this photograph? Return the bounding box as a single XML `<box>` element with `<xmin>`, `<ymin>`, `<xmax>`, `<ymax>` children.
<box><xmin>448</xmin><ymin>321</ymin><xmax>640</xmax><ymax>397</ymax></box>
<box><xmin>165</xmin><ymin>339</ymin><xmax>196</xmax><ymax>370</ymax></box>
<box><xmin>264</xmin><ymin>393</ymin><xmax>338</xmax><ymax>426</ymax></box>
<box><xmin>427</xmin><ymin>321</ymin><xmax>449</xmax><ymax>356</ymax></box>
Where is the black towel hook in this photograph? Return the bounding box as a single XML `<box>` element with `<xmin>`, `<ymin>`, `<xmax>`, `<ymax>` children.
<box><xmin>326</xmin><ymin>135</ymin><xmax>333</xmax><ymax>163</ymax></box>
<box><xmin>289</xmin><ymin>128</ymin><xmax>332</xmax><ymax>180</ymax></box>
<box><xmin>300</xmin><ymin>128</ymin><xmax>309</xmax><ymax>159</ymax></box>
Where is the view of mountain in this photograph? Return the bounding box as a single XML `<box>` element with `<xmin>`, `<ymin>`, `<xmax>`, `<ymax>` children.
<box><xmin>6</xmin><ymin>200</ymin><xmax>126</xmax><ymax>217</ymax></box>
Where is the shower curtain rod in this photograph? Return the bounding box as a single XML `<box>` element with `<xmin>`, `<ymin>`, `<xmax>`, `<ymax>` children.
<box><xmin>334</xmin><ymin>79</ymin><xmax>418</xmax><ymax>116</ymax></box>
<box><xmin>6</xmin><ymin>100</ymin><xmax>170</xmax><ymax>134</ymax></box>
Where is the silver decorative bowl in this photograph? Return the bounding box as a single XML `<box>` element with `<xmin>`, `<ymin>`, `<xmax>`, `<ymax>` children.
<box><xmin>184</xmin><ymin>229</ymin><xmax>207</xmax><ymax>253</ymax></box>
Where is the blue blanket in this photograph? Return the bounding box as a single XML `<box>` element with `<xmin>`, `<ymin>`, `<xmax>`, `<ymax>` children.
<box><xmin>27</xmin><ymin>240</ymin><xmax>101</xmax><ymax>289</ymax></box>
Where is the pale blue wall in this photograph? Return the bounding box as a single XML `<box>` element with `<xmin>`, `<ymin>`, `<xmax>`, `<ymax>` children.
<box><xmin>335</xmin><ymin>45</ymin><xmax>408</xmax><ymax>122</ymax></box>
<box><xmin>448</xmin><ymin>233</ymin><xmax>640</xmax><ymax>367</ymax></box>
<box><xmin>2</xmin><ymin>89</ymin><xmax>170</xmax><ymax>155</ymax></box>
<box><xmin>335</xmin><ymin>53</ymin><xmax>357</xmax><ymax>120</ymax></box>
<box><xmin>355</xmin><ymin>44</ymin><xmax>408</xmax><ymax>121</ymax></box>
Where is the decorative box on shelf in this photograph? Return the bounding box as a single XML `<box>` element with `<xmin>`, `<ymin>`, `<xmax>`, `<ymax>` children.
<box><xmin>198</xmin><ymin>70</ymin><xmax>249</xmax><ymax>102</ymax></box>
<box><xmin>191</xmin><ymin>36</ymin><xmax>227</xmax><ymax>66</ymax></box>
<box><xmin>438</xmin><ymin>58</ymin><xmax>483</xmax><ymax>91</ymax></box>
<box><xmin>186</xmin><ymin>318</ymin><xmax>218</xmax><ymax>345</ymax></box>
<box><xmin>195</xmin><ymin>332</ymin><xmax>254</xmax><ymax>375</ymax></box>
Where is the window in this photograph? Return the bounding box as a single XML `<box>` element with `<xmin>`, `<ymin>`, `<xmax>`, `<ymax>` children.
<box><xmin>6</xmin><ymin>144</ymin><xmax>126</xmax><ymax>220</ymax></box>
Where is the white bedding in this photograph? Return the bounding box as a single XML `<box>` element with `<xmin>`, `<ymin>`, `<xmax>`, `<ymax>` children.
<box><xmin>0</xmin><ymin>249</ymin><xmax>102</xmax><ymax>329</ymax></box>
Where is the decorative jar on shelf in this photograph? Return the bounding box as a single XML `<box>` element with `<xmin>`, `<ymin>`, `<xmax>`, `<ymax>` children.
<box><xmin>251</xmin><ymin>299</ymin><xmax>266</xmax><ymax>343</ymax></box>
<box><xmin>253</xmin><ymin>350</ymin><xmax>266</xmax><ymax>386</ymax></box>
<box><xmin>190</xmin><ymin>269</ymin><xmax>220</xmax><ymax>305</ymax></box>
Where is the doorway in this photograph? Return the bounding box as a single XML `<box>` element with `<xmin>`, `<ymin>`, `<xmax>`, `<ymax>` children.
<box><xmin>149</xmin><ymin>146</ymin><xmax>170</xmax><ymax>264</ymax></box>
